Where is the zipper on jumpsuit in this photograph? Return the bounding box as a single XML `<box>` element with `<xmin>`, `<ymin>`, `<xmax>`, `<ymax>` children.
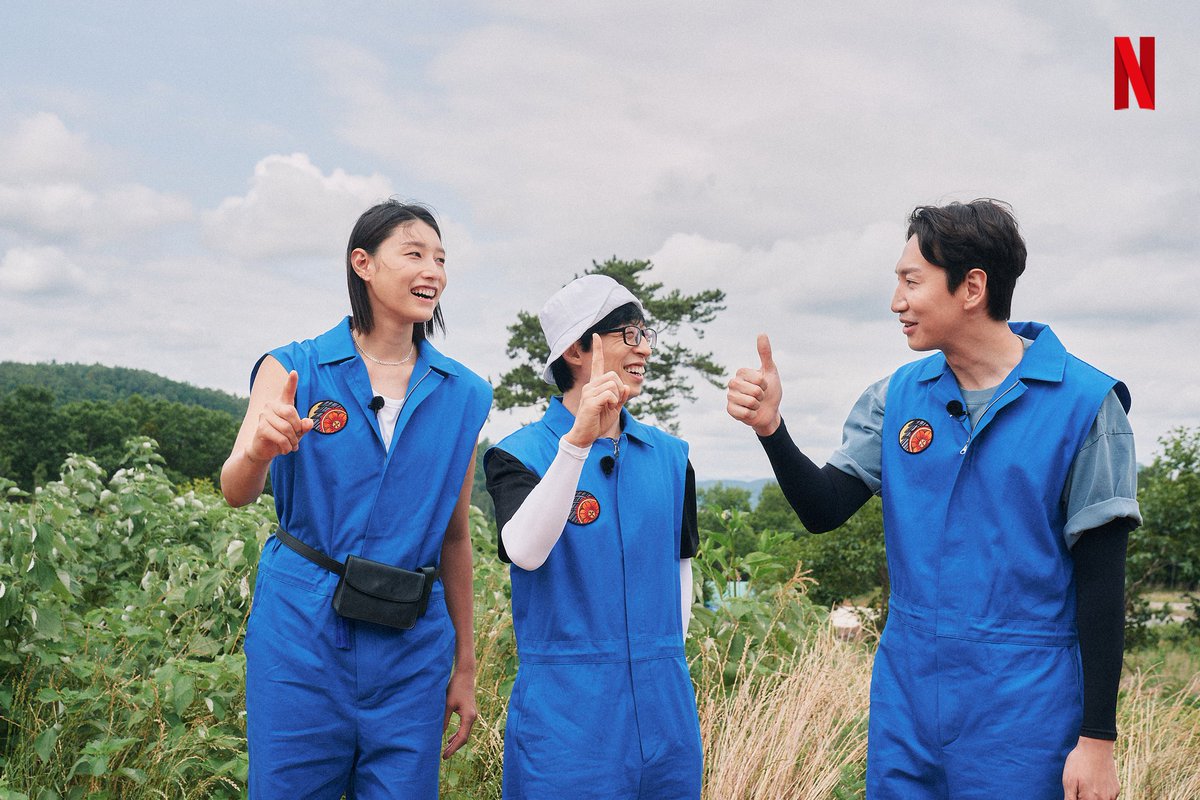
<box><xmin>336</xmin><ymin>365</ymin><xmax>434</xmax><ymax>650</ymax></box>
<box><xmin>604</xmin><ymin>434</ymin><xmax>649</xmax><ymax>768</ymax></box>
<box><xmin>378</xmin><ymin>366</ymin><xmax>433</xmax><ymax>462</ymax></box>
<box><xmin>957</xmin><ymin>382</ymin><xmax>1020</xmax><ymax>455</ymax></box>
<box><xmin>397</xmin><ymin>368</ymin><xmax>433</xmax><ymax>436</ymax></box>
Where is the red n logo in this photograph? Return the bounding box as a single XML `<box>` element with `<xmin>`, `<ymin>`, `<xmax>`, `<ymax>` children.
<box><xmin>1114</xmin><ymin>37</ymin><xmax>1155</xmax><ymax>110</ymax></box>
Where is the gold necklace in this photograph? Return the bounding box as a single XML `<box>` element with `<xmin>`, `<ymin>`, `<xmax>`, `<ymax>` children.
<box><xmin>353</xmin><ymin>331</ymin><xmax>415</xmax><ymax>366</ymax></box>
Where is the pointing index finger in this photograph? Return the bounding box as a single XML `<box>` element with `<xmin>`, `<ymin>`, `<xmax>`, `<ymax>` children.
<box><xmin>590</xmin><ymin>333</ymin><xmax>605</xmax><ymax>382</ymax></box>
<box><xmin>279</xmin><ymin>370</ymin><xmax>299</xmax><ymax>406</ymax></box>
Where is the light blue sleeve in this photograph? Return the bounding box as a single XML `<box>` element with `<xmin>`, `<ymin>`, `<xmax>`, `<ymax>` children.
<box><xmin>1062</xmin><ymin>390</ymin><xmax>1142</xmax><ymax>548</ymax></box>
<box><xmin>828</xmin><ymin>376</ymin><xmax>888</xmax><ymax>496</ymax></box>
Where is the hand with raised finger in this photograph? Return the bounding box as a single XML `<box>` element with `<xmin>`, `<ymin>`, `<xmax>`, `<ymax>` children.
<box><xmin>246</xmin><ymin>370</ymin><xmax>314</xmax><ymax>464</ymax></box>
<box><xmin>565</xmin><ymin>334</ymin><xmax>629</xmax><ymax>447</ymax></box>
<box><xmin>726</xmin><ymin>333</ymin><xmax>783</xmax><ymax>437</ymax></box>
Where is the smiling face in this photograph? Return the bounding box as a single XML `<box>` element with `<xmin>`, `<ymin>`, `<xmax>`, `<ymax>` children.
<box><xmin>890</xmin><ymin>234</ymin><xmax>968</xmax><ymax>352</ymax></box>
<box><xmin>353</xmin><ymin>220</ymin><xmax>446</xmax><ymax>325</ymax></box>
<box><xmin>595</xmin><ymin>323</ymin><xmax>652</xmax><ymax>398</ymax></box>
<box><xmin>589</xmin><ymin>323</ymin><xmax>653</xmax><ymax>399</ymax></box>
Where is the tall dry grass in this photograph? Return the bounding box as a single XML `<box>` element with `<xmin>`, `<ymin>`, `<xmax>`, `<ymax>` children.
<box><xmin>696</xmin><ymin>624</ymin><xmax>871</xmax><ymax>799</ymax></box>
<box><xmin>1117</xmin><ymin>668</ymin><xmax>1200</xmax><ymax>800</ymax></box>
<box><xmin>448</xmin><ymin>543</ymin><xmax>1200</xmax><ymax>799</ymax></box>
<box><xmin>694</xmin><ymin>640</ymin><xmax>1200</xmax><ymax>800</ymax></box>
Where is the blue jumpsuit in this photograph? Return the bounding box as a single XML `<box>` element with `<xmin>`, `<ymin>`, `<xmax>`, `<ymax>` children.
<box><xmin>243</xmin><ymin>318</ymin><xmax>492</xmax><ymax>799</ymax></box>
<box><xmin>487</xmin><ymin>398</ymin><xmax>703</xmax><ymax>800</ymax></box>
<box><xmin>869</xmin><ymin>322</ymin><xmax>1125</xmax><ymax>798</ymax></box>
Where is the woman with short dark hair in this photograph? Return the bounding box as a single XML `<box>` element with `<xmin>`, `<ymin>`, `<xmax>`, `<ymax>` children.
<box><xmin>222</xmin><ymin>200</ymin><xmax>491</xmax><ymax>798</ymax></box>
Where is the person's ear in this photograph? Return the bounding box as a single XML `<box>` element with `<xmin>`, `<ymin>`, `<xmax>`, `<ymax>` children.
<box><xmin>562</xmin><ymin>341</ymin><xmax>585</xmax><ymax>368</ymax></box>
<box><xmin>962</xmin><ymin>268</ymin><xmax>988</xmax><ymax>311</ymax></box>
<box><xmin>350</xmin><ymin>248</ymin><xmax>374</xmax><ymax>281</ymax></box>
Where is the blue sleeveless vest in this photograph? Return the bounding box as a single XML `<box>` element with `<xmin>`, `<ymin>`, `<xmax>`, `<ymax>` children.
<box><xmin>258</xmin><ymin>317</ymin><xmax>492</xmax><ymax>590</ymax></box>
<box><xmin>879</xmin><ymin>322</ymin><xmax>1122</xmax><ymax>642</ymax></box>
<box><xmin>493</xmin><ymin>396</ymin><xmax>689</xmax><ymax>662</ymax></box>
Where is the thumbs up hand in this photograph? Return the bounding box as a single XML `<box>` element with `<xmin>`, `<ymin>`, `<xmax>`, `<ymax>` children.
<box><xmin>564</xmin><ymin>334</ymin><xmax>629</xmax><ymax>448</ymax></box>
<box><xmin>726</xmin><ymin>333</ymin><xmax>783</xmax><ymax>437</ymax></box>
<box><xmin>246</xmin><ymin>370</ymin><xmax>315</xmax><ymax>463</ymax></box>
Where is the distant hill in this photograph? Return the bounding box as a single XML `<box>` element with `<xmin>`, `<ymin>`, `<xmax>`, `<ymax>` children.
<box><xmin>0</xmin><ymin>361</ymin><xmax>246</xmax><ymax>417</ymax></box>
<box><xmin>697</xmin><ymin>478</ymin><xmax>772</xmax><ymax>506</ymax></box>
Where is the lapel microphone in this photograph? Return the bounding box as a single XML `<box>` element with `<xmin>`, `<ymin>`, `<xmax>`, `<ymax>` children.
<box><xmin>600</xmin><ymin>455</ymin><xmax>615</xmax><ymax>476</ymax></box>
<box><xmin>369</xmin><ymin>395</ymin><xmax>385</xmax><ymax>412</ymax></box>
<box><xmin>946</xmin><ymin>400</ymin><xmax>965</xmax><ymax>418</ymax></box>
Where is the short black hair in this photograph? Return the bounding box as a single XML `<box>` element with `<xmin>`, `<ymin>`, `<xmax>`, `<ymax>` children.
<box><xmin>906</xmin><ymin>199</ymin><xmax>1027</xmax><ymax>321</ymax></box>
<box><xmin>549</xmin><ymin>301</ymin><xmax>646</xmax><ymax>392</ymax></box>
<box><xmin>346</xmin><ymin>200</ymin><xmax>446</xmax><ymax>341</ymax></box>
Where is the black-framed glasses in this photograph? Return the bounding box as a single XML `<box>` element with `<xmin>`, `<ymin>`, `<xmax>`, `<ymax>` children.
<box><xmin>599</xmin><ymin>325</ymin><xmax>657</xmax><ymax>349</ymax></box>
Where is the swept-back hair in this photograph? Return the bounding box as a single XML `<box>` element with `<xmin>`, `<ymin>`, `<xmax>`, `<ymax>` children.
<box><xmin>906</xmin><ymin>198</ymin><xmax>1027</xmax><ymax>321</ymax></box>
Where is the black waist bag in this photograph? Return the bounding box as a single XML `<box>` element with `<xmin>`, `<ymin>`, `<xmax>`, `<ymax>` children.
<box><xmin>275</xmin><ymin>528</ymin><xmax>439</xmax><ymax>630</ymax></box>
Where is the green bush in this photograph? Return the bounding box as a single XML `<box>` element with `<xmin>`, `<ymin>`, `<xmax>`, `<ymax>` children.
<box><xmin>1</xmin><ymin>438</ymin><xmax>274</xmax><ymax>798</ymax></box>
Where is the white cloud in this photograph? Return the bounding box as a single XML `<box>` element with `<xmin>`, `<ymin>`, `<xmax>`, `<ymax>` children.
<box><xmin>650</xmin><ymin>222</ymin><xmax>903</xmax><ymax>322</ymax></box>
<box><xmin>201</xmin><ymin>153</ymin><xmax>395</xmax><ymax>261</ymax></box>
<box><xmin>0</xmin><ymin>245</ymin><xmax>88</xmax><ymax>295</ymax></box>
<box><xmin>0</xmin><ymin>112</ymin><xmax>100</xmax><ymax>182</ymax></box>
<box><xmin>3</xmin><ymin>5</ymin><xmax>1197</xmax><ymax>482</ymax></box>
<box><xmin>0</xmin><ymin>114</ymin><xmax>193</xmax><ymax>242</ymax></box>
<box><xmin>0</xmin><ymin>181</ymin><xmax>193</xmax><ymax>241</ymax></box>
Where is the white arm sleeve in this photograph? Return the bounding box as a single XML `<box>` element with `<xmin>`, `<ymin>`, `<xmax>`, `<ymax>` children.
<box><xmin>502</xmin><ymin>437</ymin><xmax>591</xmax><ymax>571</ymax></box>
<box><xmin>680</xmin><ymin>558</ymin><xmax>693</xmax><ymax>638</ymax></box>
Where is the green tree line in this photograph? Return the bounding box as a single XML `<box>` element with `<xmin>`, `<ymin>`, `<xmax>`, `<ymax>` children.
<box><xmin>0</xmin><ymin>362</ymin><xmax>246</xmax><ymax>417</ymax></box>
<box><xmin>0</xmin><ymin>386</ymin><xmax>238</xmax><ymax>490</ymax></box>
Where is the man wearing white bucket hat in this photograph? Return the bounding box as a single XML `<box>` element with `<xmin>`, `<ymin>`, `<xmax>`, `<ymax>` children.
<box><xmin>485</xmin><ymin>274</ymin><xmax>703</xmax><ymax>799</ymax></box>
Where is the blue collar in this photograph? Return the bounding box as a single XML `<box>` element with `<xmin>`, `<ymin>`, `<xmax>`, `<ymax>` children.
<box><xmin>313</xmin><ymin>316</ymin><xmax>458</xmax><ymax>376</ymax></box>
<box><xmin>916</xmin><ymin>321</ymin><xmax>1067</xmax><ymax>384</ymax></box>
<box><xmin>542</xmin><ymin>396</ymin><xmax>656</xmax><ymax>447</ymax></box>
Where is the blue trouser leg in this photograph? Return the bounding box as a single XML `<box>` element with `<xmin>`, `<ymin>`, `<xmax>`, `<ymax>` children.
<box><xmin>867</xmin><ymin>620</ymin><xmax>947</xmax><ymax>799</ymax></box>
<box><xmin>503</xmin><ymin>658</ymin><xmax>701</xmax><ymax>800</ymax></box>
<box><xmin>349</xmin><ymin>601</ymin><xmax>454</xmax><ymax>799</ymax></box>
<box><xmin>868</xmin><ymin>617</ymin><xmax>1083</xmax><ymax>799</ymax></box>
<box><xmin>630</xmin><ymin>657</ymin><xmax>703</xmax><ymax>800</ymax></box>
<box><xmin>245</xmin><ymin>572</ymin><xmax>355</xmax><ymax>799</ymax></box>
<box><xmin>504</xmin><ymin>661</ymin><xmax>641</xmax><ymax>799</ymax></box>
<box><xmin>246</xmin><ymin>570</ymin><xmax>454</xmax><ymax>800</ymax></box>
<box><xmin>939</xmin><ymin>636</ymin><xmax>1081</xmax><ymax>799</ymax></box>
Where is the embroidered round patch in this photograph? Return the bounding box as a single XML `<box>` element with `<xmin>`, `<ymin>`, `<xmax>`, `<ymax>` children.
<box><xmin>308</xmin><ymin>400</ymin><xmax>348</xmax><ymax>435</ymax></box>
<box><xmin>898</xmin><ymin>418</ymin><xmax>934</xmax><ymax>454</ymax></box>
<box><xmin>568</xmin><ymin>490</ymin><xmax>601</xmax><ymax>526</ymax></box>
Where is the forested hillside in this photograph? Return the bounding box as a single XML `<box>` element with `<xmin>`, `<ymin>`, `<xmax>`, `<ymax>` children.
<box><xmin>0</xmin><ymin>362</ymin><xmax>246</xmax><ymax>417</ymax></box>
<box><xmin>0</xmin><ymin>363</ymin><xmax>243</xmax><ymax>489</ymax></box>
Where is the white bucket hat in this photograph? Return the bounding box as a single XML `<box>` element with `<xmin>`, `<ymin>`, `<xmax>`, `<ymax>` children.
<box><xmin>539</xmin><ymin>274</ymin><xmax>645</xmax><ymax>384</ymax></box>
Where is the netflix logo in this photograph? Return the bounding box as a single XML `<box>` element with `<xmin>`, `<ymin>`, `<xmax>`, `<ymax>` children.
<box><xmin>1114</xmin><ymin>36</ymin><xmax>1155</xmax><ymax>110</ymax></box>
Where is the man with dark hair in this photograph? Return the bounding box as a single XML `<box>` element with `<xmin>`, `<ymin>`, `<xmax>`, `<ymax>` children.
<box><xmin>728</xmin><ymin>199</ymin><xmax>1138</xmax><ymax>799</ymax></box>
<box><xmin>486</xmin><ymin>274</ymin><xmax>703</xmax><ymax>799</ymax></box>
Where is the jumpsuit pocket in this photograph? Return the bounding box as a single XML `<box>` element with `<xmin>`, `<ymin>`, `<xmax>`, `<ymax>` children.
<box><xmin>505</xmin><ymin>664</ymin><xmax>531</xmax><ymax>744</ymax></box>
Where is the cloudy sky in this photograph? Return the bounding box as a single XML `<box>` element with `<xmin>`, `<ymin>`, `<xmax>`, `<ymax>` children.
<box><xmin>2</xmin><ymin>2</ymin><xmax>1196</xmax><ymax>480</ymax></box>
